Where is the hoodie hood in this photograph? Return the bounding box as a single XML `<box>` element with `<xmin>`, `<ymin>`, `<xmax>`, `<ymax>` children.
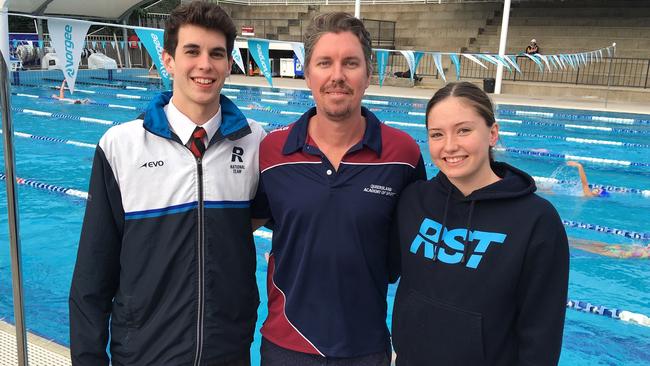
<box><xmin>431</xmin><ymin>161</ymin><xmax>536</xmax><ymax>264</ymax></box>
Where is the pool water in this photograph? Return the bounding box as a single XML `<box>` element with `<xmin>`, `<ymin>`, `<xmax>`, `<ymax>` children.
<box><xmin>0</xmin><ymin>72</ymin><xmax>649</xmax><ymax>365</ymax></box>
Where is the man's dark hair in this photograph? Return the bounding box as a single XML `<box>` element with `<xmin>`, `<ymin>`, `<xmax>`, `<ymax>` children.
<box><xmin>303</xmin><ymin>12</ymin><xmax>373</xmax><ymax>76</ymax></box>
<box><xmin>163</xmin><ymin>1</ymin><xmax>237</xmax><ymax>58</ymax></box>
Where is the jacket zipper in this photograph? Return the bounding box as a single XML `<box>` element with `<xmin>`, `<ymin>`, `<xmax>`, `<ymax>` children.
<box><xmin>193</xmin><ymin>156</ymin><xmax>205</xmax><ymax>366</ymax></box>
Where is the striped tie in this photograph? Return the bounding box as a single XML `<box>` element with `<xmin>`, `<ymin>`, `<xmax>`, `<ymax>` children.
<box><xmin>189</xmin><ymin>127</ymin><xmax>207</xmax><ymax>158</ymax></box>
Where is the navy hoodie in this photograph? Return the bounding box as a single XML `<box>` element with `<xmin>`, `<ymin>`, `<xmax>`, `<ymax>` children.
<box><xmin>392</xmin><ymin>162</ymin><xmax>569</xmax><ymax>366</ymax></box>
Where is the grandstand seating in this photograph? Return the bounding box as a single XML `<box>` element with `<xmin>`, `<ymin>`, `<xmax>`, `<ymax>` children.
<box><xmin>469</xmin><ymin>0</ymin><xmax>650</xmax><ymax>59</ymax></box>
<box><xmin>221</xmin><ymin>1</ymin><xmax>650</xmax><ymax>60</ymax></box>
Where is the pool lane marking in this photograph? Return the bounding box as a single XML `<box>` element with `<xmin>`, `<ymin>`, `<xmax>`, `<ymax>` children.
<box><xmin>497</xmin><ymin>118</ymin><xmax>649</xmax><ymax>134</ymax></box>
<box><xmin>0</xmin><ymin>173</ymin><xmax>89</xmax><ymax>200</ymax></box>
<box><xmin>499</xmin><ymin>130</ymin><xmax>647</xmax><ymax>148</ymax></box>
<box><xmin>262</xmin><ymin>91</ymin><xmax>285</xmax><ymax>96</ymax></box>
<box><xmin>16</xmin><ymin>93</ymin><xmax>39</xmax><ymax>98</ymax></box>
<box><xmin>385</xmin><ymin>121</ymin><xmax>424</xmax><ymax>127</ymax></box>
<box><xmin>565</xmin><ymin>124</ymin><xmax>612</xmax><ymax>132</ymax></box>
<box><xmin>515</xmin><ymin>110</ymin><xmax>554</xmax><ymax>118</ymax></box>
<box><xmin>261</xmin><ymin>98</ymin><xmax>289</xmax><ymax>104</ymax></box>
<box><xmin>11</xmin><ymin>107</ymin><xmax>120</xmax><ymax>126</ymax></box>
<box><xmin>107</xmin><ymin>104</ymin><xmax>137</xmax><ymax>110</ymax></box>
<box><xmin>501</xmin><ymin>109</ymin><xmax>649</xmax><ymax>126</ymax></box>
<box><xmin>567</xmin><ymin>300</ymin><xmax>650</xmax><ymax>327</ymax></box>
<box><xmin>491</xmin><ymin>147</ymin><xmax>636</xmax><ymax>166</ymax></box>
<box><xmin>12</xmin><ymin>92</ymin><xmax>142</xmax><ymax>111</ymax></box>
<box><xmin>0</xmin><ymin>129</ymin><xmax>95</xmax><ymax>149</ymax></box>
<box><xmin>591</xmin><ymin>116</ymin><xmax>635</xmax><ymax>125</ymax></box>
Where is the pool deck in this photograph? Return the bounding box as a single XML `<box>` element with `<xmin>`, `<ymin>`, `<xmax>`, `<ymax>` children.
<box><xmin>0</xmin><ymin>320</ymin><xmax>70</xmax><ymax>365</ymax></box>
<box><xmin>225</xmin><ymin>74</ymin><xmax>650</xmax><ymax>115</ymax></box>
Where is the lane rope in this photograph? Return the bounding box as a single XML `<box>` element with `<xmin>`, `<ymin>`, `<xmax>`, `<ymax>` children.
<box><xmin>11</xmin><ymin>106</ymin><xmax>121</xmax><ymax>126</ymax></box>
<box><xmin>0</xmin><ymin>129</ymin><xmax>95</xmax><ymax>148</ymax></box>
<box><xmin>566</xmin><ymin>299</ymin><xmax>650</xmax><ymax>327</ymax></box>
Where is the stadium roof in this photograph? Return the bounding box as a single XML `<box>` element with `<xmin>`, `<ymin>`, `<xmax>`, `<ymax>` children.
<box><xmin>2</xmin><ymin>0</ymin><xmax>153</xmax><ymax>21</ymax></box>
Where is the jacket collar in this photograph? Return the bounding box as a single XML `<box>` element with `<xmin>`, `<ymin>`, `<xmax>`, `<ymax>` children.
<box><xmin>143</xmin><ymin>91</ymin><xmax>250</xmax><ymax>143</ymax></box>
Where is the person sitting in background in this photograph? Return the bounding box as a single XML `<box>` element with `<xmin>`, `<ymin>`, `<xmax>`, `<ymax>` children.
<box><xmin>51</xmin><ymin>79</ymin><xmax>89</xmax><ymax>104</ymax></box>
<box><xmin>525</xmin><ymin>39</ymin><xmax>539</xmax><ymax>55</ymax></box>
<box><xmin>566</xmin><ymin>161</ymin><xmax>609</xmax><ymax>197</ymax></box>
<box><xmin>394</xmin><ymin>69</ymin><xmax>423</xmax><ymax>82</ymax></box>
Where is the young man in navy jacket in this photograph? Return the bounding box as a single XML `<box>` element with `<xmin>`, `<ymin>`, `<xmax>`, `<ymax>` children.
<box><xmin>69</xmin><ymin>2</ymin><xmax>264</xmax><ymax>365</ymax></box>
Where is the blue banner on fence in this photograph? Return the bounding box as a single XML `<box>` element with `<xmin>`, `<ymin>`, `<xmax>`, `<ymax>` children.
<box><xmin>248</xmin><ymin>39</ymin><xmax>273</xmax><ymax>87</ymax></box>
<box><xmin>449</xmin><ymin>54</ymin><xmax>461</xmax><ymax>80</ymax></box>
<box><xmin>376</xmin><ymin>49</ymin><xmax>389</xmax><ymax>87</ymax></box>
<box><xmin>134</xmin><ymin>27</ymin><xmax>171</xmax><ymax>89</ymax></box>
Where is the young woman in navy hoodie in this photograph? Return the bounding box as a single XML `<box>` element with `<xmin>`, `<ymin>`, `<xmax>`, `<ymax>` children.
<box><xmin>391</xmin><ymin>82</ymin><xmax>569</xmax><ymax>366</ymax></box>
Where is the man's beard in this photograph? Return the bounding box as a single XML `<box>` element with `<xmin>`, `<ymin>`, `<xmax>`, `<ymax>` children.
<box><xmin>320</xmin><ymin>81</ymin><xmax>355</xmax><ymax>121</ymax></box>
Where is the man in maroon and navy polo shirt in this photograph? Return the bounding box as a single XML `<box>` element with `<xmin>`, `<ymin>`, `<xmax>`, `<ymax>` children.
<box><xmin>252</xmin><ymin>12</ymin><xmax>426</xmax><ymax>365</ymax></box>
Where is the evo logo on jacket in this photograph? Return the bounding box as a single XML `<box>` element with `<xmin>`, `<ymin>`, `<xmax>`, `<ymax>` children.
<box><xmin>410</xmin><ymin>218</ymin><xmax>507</xmax><ymax>269</ymax></box>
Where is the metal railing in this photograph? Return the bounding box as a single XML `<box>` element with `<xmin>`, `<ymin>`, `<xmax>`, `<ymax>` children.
<box><xmin>458</xmin><ymin>56</ymin><xmax>650</xmax><ymax>89</ymax></box>
<box><xmin>372</xmin><ymin>53</ymin><xmax>650</xmax><ymax>89</ymax></box>
<box><xmin>364</xmin><ymin>19</ymin><xmax>396</xmax><ymax>49</ymax></box>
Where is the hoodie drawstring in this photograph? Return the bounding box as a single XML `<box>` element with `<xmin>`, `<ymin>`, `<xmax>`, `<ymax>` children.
<box><xmin>434</xmin><ymin>189</ymin><xmax>453</xmax><ymax>261</ymax></box>
<box><xmin>461</xmin><ymin>200</ymin><xmax>476</xmax><ymax>264</ymax></box>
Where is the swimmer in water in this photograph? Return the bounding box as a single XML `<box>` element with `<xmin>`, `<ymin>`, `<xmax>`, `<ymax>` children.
<box><xmin>566</xmin><ymin>161</ymin><xmax>609</xmax><ymax>197</ymax></box>
<box><xmin>52</xmin><ymin>80</ymin><xmax>90</xmax><ymax>104</ymax></box>
<box><xmin>570</xmin><ymin>238</ymin><xmax>649</xmax><ymax>259</ymax></box>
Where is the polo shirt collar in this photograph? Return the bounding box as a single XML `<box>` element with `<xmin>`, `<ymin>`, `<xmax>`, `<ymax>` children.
<box><xmin>282</xmin><ymin>106</ymin><xmax>382</xmax><ymax>156</ymax></box>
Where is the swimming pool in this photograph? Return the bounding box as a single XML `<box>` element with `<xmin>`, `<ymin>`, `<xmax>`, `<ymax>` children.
<box><xmin>0</xmin><ymin>69</ymin><xmax>648</xmax><ymax>365</ymax></box>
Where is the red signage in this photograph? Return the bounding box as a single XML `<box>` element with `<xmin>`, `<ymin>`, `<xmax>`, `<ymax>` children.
<box><xmin>242</xmin><ymin>26</ymin><xmax>254</xmax><ymax>36</ymax></box>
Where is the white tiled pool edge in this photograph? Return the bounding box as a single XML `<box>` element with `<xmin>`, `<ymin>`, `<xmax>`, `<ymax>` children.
<box><xmin>0</xmin><ymin>320</ymin><xmax>70</xmax><ymax>366</ymax></box>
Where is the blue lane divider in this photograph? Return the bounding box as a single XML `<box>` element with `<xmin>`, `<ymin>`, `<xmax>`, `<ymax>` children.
<box><xmin>499</xmin><ymin>130</ymin><xmax>649</xmax><ymax>148</ymax></box>
<box><xmin>497</xmin><ymin>118</ymin><xmax>650</xmax><ymax>135</ymax></box>
<box><xmin>11</xmin><ymin>92</ymin><xmax>145</xmax><ymax>112</ymax></box>
<box><xmin>43</xmin><ymin>77</ymin><xmax>133</xmax><ymax>90</ymax></box>
<box><xmin>494</xmin><ymin>146</ymin><xmax>650</xmax><ymax>168</ymax></box>
<box><xmin>0</xmin><ymin>173</ymin><xmax>88</xmax><ymax>200</ymax></box>
<box><xmin>0</xmin><ymin>129</ymin><xmax>95</xmax><ymax>148</ymax></box>
<box><xmin>562</xmin><ymin>220</ymin><xmax>650</xmax><ymax>241</ymax></box>
<box><xmin>499</xmin><ymin>108</ymin><xmax>650</xmax><ymax>126</ymax></box>
<box><xmin>18</xmin><ymin>82</ymin><xmax>155</xmax><ymax>101</ymax></box>
<box><xmin>567</xmin><ymin>299</ymin><xmax>650</xmax><ymax>327</ymax></box>
<box><xmin>89</xmin><ymin>76</ymin><xmax>160</xmax><ymax>88</ymax></box>
<box><xmin>10</xmin><ymin>106</ymin><xmax>122</xmax><ymax>126</ymax></box>
<box><xmin>532</xmin><ymin>176</ymin><xmax>650</xmax><ymax>197</ymax></box>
